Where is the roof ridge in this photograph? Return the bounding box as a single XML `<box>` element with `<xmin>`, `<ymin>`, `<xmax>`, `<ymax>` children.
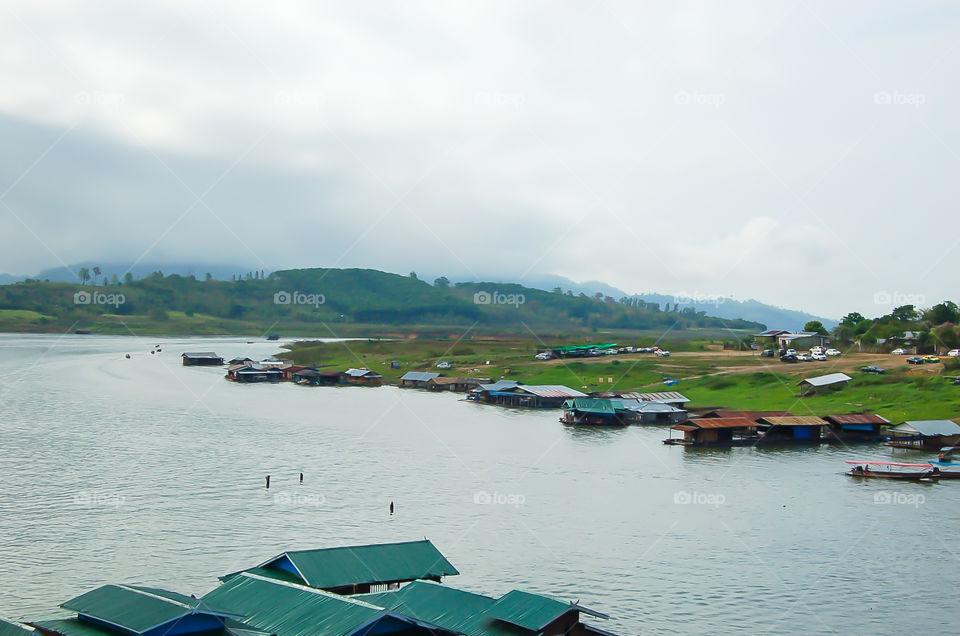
<box><xmin>234</xmin><ymin>572</ymin><xmax>387</xmax><ymax>610</ymax></box>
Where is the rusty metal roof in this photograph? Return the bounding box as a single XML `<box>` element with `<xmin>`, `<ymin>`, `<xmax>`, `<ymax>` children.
<box><xmin>703</xmin><ymin>410</ymin><xmax>792</xmax><ymax>420</ymax></box>
<box><xmin>676</xmin><ymin>417</ymin><xmax>758</xmax><ymax>430</ymax></box>
<box><xmin>758</xmin><ymin>416</ymin><xmax>828</xmax><ymax>426</ymax></box>
<box><xmin>824</xmin><ymin>414</ymin><xmax>890</xmax><ymax>425</ymax></box>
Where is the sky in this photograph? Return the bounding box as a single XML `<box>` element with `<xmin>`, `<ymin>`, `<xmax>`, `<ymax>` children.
<box><xmin>0</xmin><ymin>1</ymin><xmax>958</xmax><ymax>319</ymax></box>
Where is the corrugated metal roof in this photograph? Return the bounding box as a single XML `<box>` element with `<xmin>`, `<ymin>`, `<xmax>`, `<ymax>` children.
<box><xmin>0</xmin><ymin>619</ymin><xmax>34</xmax><ymax>636</ymax></box>
<box><xmin>485</xmin><ymin>590</ymin><xmax>607</xmax><ymax>631</ymax></box>
<box><xmin>617</xmin><ymin>400</ymin><xmax>684</xmax><ymax>413</ymax></box>
<box><xmin>29</xmin><ymin>620</ymin><xmax>113</xmax><ymax>636</ymax></box>
<box><xmin>562</xmin><ymin>398</ymin><xmax>620</xmax><ymax>415</ymax></box>
<box><xmin>477</xmin><ymin>380</ymin><xmax>521</xmax><ymax>392</ymax></box>
<box><xmin>515</xmin><ymin>385</ymin><xmax>588</xmax><ymax>399</ymax></box>
<box><xmin>257</xmin><ymin>540</ymin><xmax>458</xmax><ymax>590</ymax></box>
<box><xmin>677</xmin><ymin>417</ymin><xmax>758</xmax><ymax>430</ymax></box>
<box><xmin>799</xmin><ymin>373</ymin><xmax>852</xmax><ymax>387</ymax></box>
<box><xmin>891</xmin><ymin>420</ymin><xmax>960</xmax><ymax>436</ymax></box>
<box><xmin>181</xmin><ymin>352</ymin><xmax>222</xmax><ymax>358</ymax></box>
<box><xmin>703</xmin><ymin>410</ymin><xmax>792</xmax><ymax>420</ymax></box>
<box><xmin>400</xmin><ymin>372</ymin><xmax>441</xmax><ymax>382</ymax></box>
<box><xmin>202</xmin><ymin>573</ymin><xmax>445</xmax><ymax>636</ymax></box>
<box><xmin>758</xmin><ymin>416</ymin><xmax>828</xmax><ymax>427</ymax></box>
<box><xmin>360</xmin><ymin>581</ymin><xmax>507</xmax><ymax>636</ymax></box>
<box><xmin>617</xmin><ymin>391</ymin><xmax>689</xmax><ymax>403</ymax></box>
<box><xmin>824</xmin><ymin>414</ymin><xmax>889</xmax><ymax>425</ymax></box>
<box><xmin>60</xmin><ymin>584</ymin><xmax>239</xmax><ymax>635</ymax></box>
<box><xmin>344</xmin><ymin>368</ymin><xmax>380</xmax><ymax>378</ymax></box>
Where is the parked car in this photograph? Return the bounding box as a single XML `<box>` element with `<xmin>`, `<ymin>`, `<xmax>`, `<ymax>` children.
<box><xmin>812</xmin><ymin>353</ymin><xmax>827</xmax><ymax>361</ymax></box>
<box><xmin>436</xmin><ymin>361</ymin><xmax>452</xmax><ymax>369</ymax></box>
<box><xmin>891</xmin><ymin>348</ymin><xmax>909</xmax><ymax>355</ymax></box>
<box><xmin>797</xmin><ymin>353</ymin><xmax>812</xmax><ymax>362</ymax></box>
<box><xmin>534</xmin><ymin>352</ymin><xmax>552</xmax><ymax>360</ymax></box>
<box><xmin>923</xmin><ymin>355</ymin><xmax>941</xmax><ymax>363</ymax></box>
<box><xmin>906</xmin><ymin>356</ymin><xmax>924</xmax><ymax>365</ymax></box>
<box><xmin>637</xmin><ymin>347</ymin><xmax>655</xmax><ymax>353</ymax></box>
<box><xmin>760</xmin><ymin>349</ymin><xmax>775</xmax><ymax>358</ymax></box>
<box><xmin>810</xmin><ymin>346</ymin><xmax>825</xmax><ymax>355</ymax></box>
<box><xmin>825</xmin><ymin>349</ymin><xmax>842</xmax><ymax>356</ymax></box>
<box><xmin>780</xmin><ymin>353</ymin><xmax>798</xmax><ymax>363</ymax></box>
<box><xmin>777</xmin><ymin>348</ymin><xmax>787</xmax><ymax>357</ymax></box>
<box><xmin>949</xmin><ymin>349</ymin><xmax>960</xmax><ymax>357</ymax></box>
<box><xmin>861</xmin><ymin>365</ymin><xmax>886</xmax><ymax>374</ymax></box>
<box><xmin>786</xmin><ymin>348</ymin><xmax>797</xmax><ymax>356</ymax></box>
<box><xmin>655</xmin><ymin>349</ymin><xmax>671</xmax><ymax>357</ymax></box>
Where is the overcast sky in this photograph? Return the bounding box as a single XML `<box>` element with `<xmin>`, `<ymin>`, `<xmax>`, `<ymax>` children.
<box><xmin>1</xmin><ymin>1</ymin><xmax>958</xmax><ymax>318</ymax></box>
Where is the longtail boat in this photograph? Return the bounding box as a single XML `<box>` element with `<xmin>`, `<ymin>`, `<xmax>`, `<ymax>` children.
<box><xmin>845</xmin><ymin>460</ymin><xmax>938</xmax><ymax>480</ymax></box>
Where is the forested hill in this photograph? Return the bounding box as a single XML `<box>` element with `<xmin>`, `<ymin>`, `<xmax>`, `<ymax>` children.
<box><xmin>0</xmin><ymin>267</ymin><xmax>764</xmax><ymax>333</ymax></box>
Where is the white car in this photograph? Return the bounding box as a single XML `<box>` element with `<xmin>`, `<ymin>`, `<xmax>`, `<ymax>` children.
<box><xmin>786</xmin><ymin>349</ymin><xmax>797</xmax><ymax>357</ymax></box>
<box><xmin>891</xmin><ymin>348</ymin><xmax>909</xmax><ymax>355</ymax></box>
<box><xmin>810</xmin><ymin>346</ymin><xmax>825</xmax><ymax>355</ymax></box>
<box><xmin>825</xmin><ymin>349</ymin><xmax>842</xmax><ymax>356</ymax></box>
<box><xmin>812</xmin><ymin>353</ymin><xmax>827</xmax><ymax>361</ymax></box>
<box><xmin>949</xmin><ymin>349</ymin><xmax>960</xmax><ymax>357</ymax></box>
<box><xmin>796</xmin><ymin>353</ymin><xmax>812</xmax><ymax>362</ymax></box>
<box><xmin>436</xmin><ymin>361</ymin><xmax>452</xmax><ymax>369</ymax></box>
<box><xmin>655</xmin><ymin>349</ymin><xmax>671</xmax><ymax>357</ymax></box>
<box><xmin>534</xmin><ymin>352</ymin><xmax>552</xmax><ymax>360</ymax></box>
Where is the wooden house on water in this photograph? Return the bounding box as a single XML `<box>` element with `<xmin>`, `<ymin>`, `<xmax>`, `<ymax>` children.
<box><xmin>563</xmin><ymin>398</ymin><xmax>687</xmax><ymax>426</ymax></box>
<box><xmin>425</xmin><ymin>376</ymin><xmax>489</xmax><ymax>392</ymax></box>
<box><xmin>181</xmin><ymin>352</ymin><xmax>224</xmax><ymax>366</ymax></box>
<box><xmin>665</xmin><ymin>417</ymin><xmax>759</xmax><ymax>446</ymax></box>
<box><xmin>399</xmin><ymin>371</ymin><xmax>441</xmax><ymax>389</ymax></box>
<box><xmin>887</xmin><ymin>420</ymin><xmax>960</xmax><ymax>449</ymax></box>
<box><xmin>342</xmin><ymin>368</ymin><xmax>383</xmax><ymax>386</ymax></box>
<box><xmin>475</xmin><ymin>384</ymin><xmax>587</xmax><ymax>408</ymax></box>
<box><xmin>823</xmin><ymin>413</ymin><xmax>890</xmax><ymax>442</ymax></box>
<box><xmin>755</xmin><ymin>416</ymin><xmax>828</xmax><ymax>444</ymax></box>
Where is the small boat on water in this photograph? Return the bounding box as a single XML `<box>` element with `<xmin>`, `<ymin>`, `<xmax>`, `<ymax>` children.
<box><xmin>845</xmin><ymin>460</ymin><xmax>938</xmax><ymax>480</ymax></box>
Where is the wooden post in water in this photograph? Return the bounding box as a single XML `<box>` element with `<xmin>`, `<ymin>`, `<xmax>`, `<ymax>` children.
<box><xmin>299</xmin><ymin>472</ymin><xmax>304</xmax><ymax>483</ymax></box>
<box><xmin>389</xmin><ymin>501</ymin><xmax>394</xmax><ymax>515</ymax></box>
<box><xmin>265</xmin><ymin>475</ymin><xmax>270</xmax><ymax>489</ymax></box>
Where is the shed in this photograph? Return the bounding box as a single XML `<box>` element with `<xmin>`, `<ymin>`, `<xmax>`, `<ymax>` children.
<box><xmin>507</xmin><ymin>385</ymin><xmax>588</xmax><ymax>408</ymax></box>
<box><xmin>399</xmin><ymin>371</ymin><xmax>442</xmax><ymax>389</ymax></box>
<box><xmin>823</xmin><ymin>414</ymin><xmax>890</xmax><ymax>442</ymax></box>
<box><xmin>220</xmin><ymin>539</ymin><xmax>458</xmax><ymax>595</ymax></box>
<box><xmin>342</xmin><ymin>368</ymin><xmax>383</xmax><ymax>386</ymax></box>
<box><xmin>181</xmin><ymin>352</ymin><xmax>224</xmax><ymax>366</ymax></box>
<box><xmin>887</xmin><ymin>420</ymin><xmax>960</xmax><ymax>449</ymax></box>
<box><xmin>798</xmin><ymin>373</ymin><xmax>851</xmax><ymax>395</ymax></box>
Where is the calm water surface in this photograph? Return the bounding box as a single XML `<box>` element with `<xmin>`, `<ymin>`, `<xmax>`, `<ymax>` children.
<box><xmin>0</xmin><ymin>334</ymin><xmax>956</xmax><ymax>634</ymax></box>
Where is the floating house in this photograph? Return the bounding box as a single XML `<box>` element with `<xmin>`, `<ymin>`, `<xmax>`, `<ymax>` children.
<box><xmin>281</xmin><ymin>365</ymin><xmax>316</xmax><ymax>381</ymax></box>
<box><xmin>399</xmin><ymin>371</ymin><xmax>441</xmax><ymax>389</ymax></box>
<box><xmin>756</xmin><ymin>416</ymin><xmax>829</xmax><ymax>444</ymax></box>
<box><xmin>220</xmin><ymin>539</ymin><xmax>458</xmax><ymax>595</ymax></box>
<box><xmin>798</xmin><ymin>373</ymin><xmax>851</xmax><ymax>396</ymax></box>
<box><xmin>425</xmin><ymin>376</ymin><xmax>490</xmax><ymax>392</ymax></box>
<box><xmin>181</xmin><ymin>352</ymin><xmax>224</xmax><ymax>366</ymax></box>
<box><xmin>604</xmin><ymin>391</ymin><xmax>690</xmax><ymax>409</ymax></box>
<box><xmin>823</xmin><ymin>414</ymin><xmax>890</xmax><ymax>442</ymax></box>
<box><xmin>616</xmin><ymin>399</ymin><xmax>688</xmax><ymax>424</ymax></box>
<box><xmin>478</xmin><ymin>385</ymin><xmax>587</xmax><ymax>408</ymax></box>
<box><xmin>228</xmin><ymin>357</ymin><xmax>254</xmax><ymax>365</ymax></box>
<box><xmin>665</xmin><ymin>417</ymin><xmax>759</xmax><ymax>446</ymax></box>
<box><xmin>887</xmin><ymin>420</ymin><xmax>960</xmax><ymax>449</ymax></box>
<box><xmin>227</xmin><ymin>363</ymin><xmax>283</xmax><ymax>383</ymax></box>
<box><xmin>562</xmin><ymin>398</ymin><xmax>687</xmax><ymax>426</ymax></box>
<box><xmin>342</xmin><ymin>368</ymin><xmax>383</xmax><ymax>386</ymax></box>
<box><xmin>700</xmin><ymin>410</ymin><xmax>793</xmax><ymax>422</ymax></box>
<box><xmin>359</xmin><ymin>581</ymin><xmax>612</xmax><ymax>636</ymax></box>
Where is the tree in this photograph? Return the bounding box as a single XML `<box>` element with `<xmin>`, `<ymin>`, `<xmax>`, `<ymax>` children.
<box><xmin>433</xmin><ymin>276</ymin><xmax>449</xmax><ymax>288</ymax></box>
<box><xmin>804</xmin><ymin>320</ymin><xmax>828</xmax><ymax>335</ymax></box>
<box><xmin>409</xmin><ymin>271</ymin><xmax>418</xmax><ymax>280</ymax></box>
<box><xmin>925</xmin><ymin>301</ymin><xmax>959</xmax><ymax>326</ymax></box>
<box><xmin>78</xmin><ymin>268</ymin><xmax>90</xmax><ymax>285</ymax></box>
<box><xmin>110</xmin><ymin>273</ymin><xmax>119</xmax><ymax>285</ymax></box>
<box><xmin>205</xmin><ymin>272</ymin><xmax>213</xmax><ymax>281</ymax></box>
<box><xmin>840</xmin><ymin>312</ymin><xmax>864</xmax><ymax>327</ymax></box>
<box><xmin>123</xmin><ymin>272</ymin><xmax>134</xmax><ymax>285</ymax></box>
<box><xmin>891</xmin><ymin>305</ymin><xmax>917</xmax><ymax>322</ymax></box>
<box><xmin>92</xmin><ymin>266</ymin><xmax>102</xmax><ymax>285</ymax></box>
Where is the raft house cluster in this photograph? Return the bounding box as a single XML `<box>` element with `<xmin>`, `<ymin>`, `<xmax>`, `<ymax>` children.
<box><xmin>1</xmin><ymin>539</ymin><xmax>616</xmax><ymax>636</ymax></box>
<box><xmin>182</xmin><ymin>352</ymin><xmax>960</xmax><ymax>450</ymax></box>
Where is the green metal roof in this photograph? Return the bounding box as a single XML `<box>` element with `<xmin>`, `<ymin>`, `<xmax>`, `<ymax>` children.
<box><xmin>485</xmin><ymin>589</ymin><xmax>608</xmax><ymax>632</ymax></box>
<box><xmin>0</xmin><ymin>619</ymin><xmax>35</xmax><ymax>636</ymax></box>
<box><xmin>201</xmin><ymin>572</ymin><xmax>448</xmax><ymax>636</ymax></box>
<box><xmin>30</xmin><ymin>619</ymin><xmax>115</xmax><ymax>636</ymax></box>
<box><xmin>59</xmin><ymin>584</ymin><xmax>239</xmax><ymax>635</ymax></box>
<box><xmin>258</xmin><ymin>539</ymin><xmax>459</xmax><ymax>590</ymax></box>
<box><xmin>552</xmin><ymin>343</ymin><xmax>618</xmax><ymax>352</ymax></box>
<box><xmin>562</xmin><ymin>398</ymin><xmax>623</xmax><ymax>415</ymax></box>
<box><xmin>219</xmin><ymin>566</ymin><xmax>304</xmax><ymax>586</ymax></box>
<box><xmin>359</xmin><ymin>581</ymin><xmax>514</xmax><ymax>636</ymax></box>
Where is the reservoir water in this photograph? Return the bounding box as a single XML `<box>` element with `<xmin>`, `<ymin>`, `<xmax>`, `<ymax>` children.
<box><xmin>0</xmin><ymin>334</ymin><xmax>956</xmax><ymax>634</ymax></box>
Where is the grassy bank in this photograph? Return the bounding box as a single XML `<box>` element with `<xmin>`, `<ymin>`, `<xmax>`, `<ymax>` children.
<box><xmin>281</xmin><ymin>338</ymin><xmax>960</xmax><ymax>422</ymax></box>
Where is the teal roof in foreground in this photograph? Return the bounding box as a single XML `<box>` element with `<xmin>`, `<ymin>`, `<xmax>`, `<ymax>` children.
<box><xmin>255</xmin><ymin>539</ymin><xmax>458</xmax><ymax>590</ymax></box>
<box><xmin>486</xmin><ymin>589</ymin><xmax>607</xmax><ymax>631</ymax></box>
<box><xmin>0</xmin><ymin>619</ymin><xmax>35</xmax><ymax>636</ymax></box>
